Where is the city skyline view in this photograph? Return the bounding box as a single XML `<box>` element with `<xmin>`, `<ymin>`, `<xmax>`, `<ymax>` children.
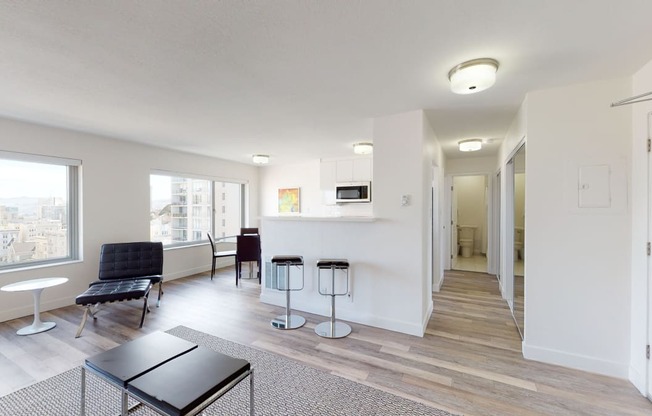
<box><xmin>0</xmin><ymin>158</ymin><xmax>70</xmax><ymax>266</ymax></box>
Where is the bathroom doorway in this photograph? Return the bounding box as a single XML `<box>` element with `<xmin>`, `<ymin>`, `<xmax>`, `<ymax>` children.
<box><xmin>451</xmin><ymin>174</ymin><xmax>489</xmax><ymax>273</ymax></box>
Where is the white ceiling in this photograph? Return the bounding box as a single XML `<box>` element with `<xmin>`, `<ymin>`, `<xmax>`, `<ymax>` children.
<box><xmin>2</xmin><ymin>1</ymin><xmax>652</xmax><ymax>164</ymax></box>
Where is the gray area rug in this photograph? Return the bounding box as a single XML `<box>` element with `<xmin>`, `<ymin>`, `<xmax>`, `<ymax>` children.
<box><xmin>0</xmin><ymin>326</ymin><xmax>455</xmax><ymax>415</ymax></box>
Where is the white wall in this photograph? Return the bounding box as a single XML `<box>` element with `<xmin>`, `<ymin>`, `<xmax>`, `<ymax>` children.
<box><xmin>446</xmin><ymin>157</ymin><xmax>497</xmax><ymax>175</ymax></box>
<box><xmin>424</xmin><ymin>117</ymin><xmax>446</xmax><ymax>291</ymax></box>
<box><xmin>421</xmin><ymin>115</ymin><xmax>440</xmax><ymax>314</ymax></box>
<box><xmin>259</xmin><ymin>159</ymin><xmax>323</xmax><ymax>216</ymax></box>
<box><xmin>0</xmin><ymin>117</ymin><xmax>259</xmax><ymax>322</ymax></box>
<box><xmin>260</xmin><ymin>110</ymin><xmax>437</xmax><ymax>336</ymax></box>
<box><xmin>498</xmin><ymin>102</ymin><xmax>527</xmax><ymax>302</ymax></box>
<box><xmin>629</xmin><ymin>57</ymin><xmax>652</xmax><ymax>394</ymax></box>
<box><xmin>522</xmin><ymin>78</ymin><xmax>632</xmax><ymax>377</ymax></box>
<box><xmin>374</xmin><ymin>110</ymin><xmax>434</xmax><ymax>333</ymax></box>
<box><xmin>259</xmin><ymin>159</ymin><xmax>373</xmax><ymax>218</ymax></box>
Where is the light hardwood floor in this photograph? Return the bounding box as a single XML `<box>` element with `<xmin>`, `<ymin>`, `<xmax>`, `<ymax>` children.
<box><xmin>0</xmin><ymin>267</ymin><xmax>650</xmax><ymax>415</ymax></box>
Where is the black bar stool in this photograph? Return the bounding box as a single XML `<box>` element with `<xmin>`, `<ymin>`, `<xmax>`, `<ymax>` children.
<box><xmin>315</xmin><ymin>259</ymin><xmax>351</xmax><ymax>338</ymax></box>
<box><xmin>270</xmin><ymin>255</ymin><xmax>305</xmax><ymax>330</ymax></box>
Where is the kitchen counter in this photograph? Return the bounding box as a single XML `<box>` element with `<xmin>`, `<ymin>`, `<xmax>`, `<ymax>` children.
<box><xmin>258</xmin><ymin>216</ymin><xmax>427</xmax><ymax>338</ymax></box>
<box><xmin>263</xmin><ymin>215</ymin><xmax>376</xmax><ymax>222</ymax></box>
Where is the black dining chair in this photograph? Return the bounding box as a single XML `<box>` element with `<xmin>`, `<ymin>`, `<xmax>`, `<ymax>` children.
<box><xmin>207</xmin><ymin>232</ymin><xmax>237</xmax><ymax>280</ymax></box>
<box><xmin>236</xmin><ymin>234</ymin><xmax>261</xmax><ymax>285</ymax></box>
<box><xmin>239</xmin><ymin>228</ymin><xmax>259</xmax><ymax>280</ymax></box>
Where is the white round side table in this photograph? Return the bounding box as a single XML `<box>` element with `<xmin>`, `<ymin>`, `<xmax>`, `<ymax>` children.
<box><xmin>1</xmin><ymin>277</ymin><xmax>68</xmax><ymax>335</ymax></box>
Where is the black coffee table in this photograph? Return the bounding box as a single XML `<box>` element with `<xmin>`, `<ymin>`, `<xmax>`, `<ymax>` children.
<box><xmin>81</xmin><ymin>331</ymin><xmax>254</xmax><ymax>416</ymax></box>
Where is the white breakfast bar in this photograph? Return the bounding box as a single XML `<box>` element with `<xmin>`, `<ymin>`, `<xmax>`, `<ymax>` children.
<box><xmin>259</xmin><ymin>215</ymin><xmax>428</xmax><ymax>337</ymax></box>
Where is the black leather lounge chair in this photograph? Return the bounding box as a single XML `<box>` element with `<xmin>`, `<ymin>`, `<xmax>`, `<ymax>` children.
<box><xmin>74</xmin><ymin>242</ymin><xmax>164</xmax><ymax>338</ymax></box>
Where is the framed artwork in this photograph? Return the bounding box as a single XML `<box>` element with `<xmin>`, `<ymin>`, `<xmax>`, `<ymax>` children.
<box><xmin>278</xmin><ymin>188</ymin><xmax>301</xmax><ymax>214</ymax></box>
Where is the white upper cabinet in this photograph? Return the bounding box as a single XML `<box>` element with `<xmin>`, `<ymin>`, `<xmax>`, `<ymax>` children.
<box><xmin>336</xmin><ymin>159</ymin><xmax>354</xmax><ymax>182</ymax></box>
<box><xmin>321</xmin><ymin>157</ymin><xmax>373</xmax><ymax>205</ymax></box>
<box><xmin>320</xmin><ymin>160</ymin><xmax>337</xmax><ymax>205</ymax></box>
<box><xmin>352</xmin><ymin>158</ymin><xmax>372</xmax><ymax>182</ymax></box>
<box><xmin>335</xmin><ymin>157</ymin><xmax>372</xmax><ymax>183</ymax></box>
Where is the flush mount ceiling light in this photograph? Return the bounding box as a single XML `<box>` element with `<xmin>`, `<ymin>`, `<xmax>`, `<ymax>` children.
<box><xmin>458</xmin><ymin>139</ymin><xmax>482</xmax><ymax>152</ymax></box>
<box><xmin>448</xmin><ymin>58</ymin><xmax>499</xmax><ymax>94</ymax></box>
<box><xmin>252</xmin><ymin>154</ymin><xmax>269</xmax><ymax>164</ymax></box>
<box><xmin>353</xmin><ymin>142</ymin><xmax>373</xmax><ymax>155</ymax></box>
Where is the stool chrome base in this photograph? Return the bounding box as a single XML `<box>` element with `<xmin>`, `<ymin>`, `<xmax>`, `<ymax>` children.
<box><xmin>315</xmin><ymin>321</ymin><xmax>351</xmax><ymax>339</ymax></box>
<box><xmin>271</xmin><ymin>315</ymin><xmax>306</xmax><ymax>330</ymax></box>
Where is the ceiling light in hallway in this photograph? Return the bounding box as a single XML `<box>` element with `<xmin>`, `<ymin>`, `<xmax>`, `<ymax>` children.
<box><xmin>353</xmin><ymin>142</ymin><xmax>373</xmax><ymax>155</ymax></box>
<box><xmin>458</xmin><ymin>139</ymin><xmax>482</xmax><ymax>152</ymax></box>
<box><xmin>448</xmin><ymin>58</ymin><xmax>499</xmax><ymax>94</ymax></box>
<box><xmin>252</xmin><ymin>154</ymin><xmax>269</xmax><ymax>164</ymax></box>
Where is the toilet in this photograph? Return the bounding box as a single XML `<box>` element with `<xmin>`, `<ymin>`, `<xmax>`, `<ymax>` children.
<box><xmin>458</xmin><ymin>226</ymin><xmax>476</xmax><ymax>258</ymax></box>
<box><xmin>514</xmin><ymin>227</ymin><xmax>524</xmax><ymax>260</ymax></box>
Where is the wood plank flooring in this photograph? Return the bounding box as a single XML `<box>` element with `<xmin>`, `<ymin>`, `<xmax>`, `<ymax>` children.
<box><xmin>0</xmin><ymin>267</ymin><xmax>650</xmax><ymax>415</ymax></box>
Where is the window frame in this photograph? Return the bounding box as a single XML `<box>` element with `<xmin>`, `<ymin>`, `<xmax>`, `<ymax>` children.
<box><xmin>0</xmin><ymin>151</ymin><xmax>81</xmax><ymax>271</ymax></box>
<box><xmin>149</xmin><ymin>170</ymin><xmax>247</xmax><ymax>248</ymax></box>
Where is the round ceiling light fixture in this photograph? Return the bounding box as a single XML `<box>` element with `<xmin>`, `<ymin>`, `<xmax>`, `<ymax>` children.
<box><xmin>458</xmin><ymin>139</ymin><xmax>482</xmax><ymax>152</ymax></box>
<box><xmin>252</xmin><ymin>154</ymin><xmax>269</xmax><ymax>164</ymax></box>
<box><xmin>448</xmin><ymin>58</ymin><xmax>499</xmax><ymax>94</ymax></box>
<box><xmin>353</xmin><ymin>142</ymin><xmax>373</xmax><ymax>155</ymax></box>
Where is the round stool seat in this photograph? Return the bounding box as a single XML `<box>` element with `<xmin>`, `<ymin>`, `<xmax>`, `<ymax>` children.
<box><xmin>317</xmin><ymin>259</ymin><xmax>349</xmax><ymax>269</ymax></box>
<box><xmin>271</xmin><ymin>255</ymin><xmax>303</xmax><ymax>265</ymax></box>
<box><xmin>315</xmin><ymin>321</ymin><xmax>351</xmax><ymax>339</ymax></box>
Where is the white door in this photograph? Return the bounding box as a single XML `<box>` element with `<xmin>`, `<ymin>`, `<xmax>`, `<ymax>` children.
<box><xmin>432</xmin><ymin>166</ymin><xmax>442</xmax><ymax>290</ymax></box>
<box><xmin>451</xmin><ymin>180</ymin><xmax>459</xmax><ymax>268</ymax></box>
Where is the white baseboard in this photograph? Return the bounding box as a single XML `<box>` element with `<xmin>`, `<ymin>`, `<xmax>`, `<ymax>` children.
<box><xmin>259</xmin><ymin>291</ymin><xmax>425</xmax><ymax>337</ymax></box>
<box><xmin>0</xmin><ymin>296</ymin><xmax>74</xmax><ymax>323</ymax></box>
<box><xmin>0</xmin><ymin>263</ymin><xmax>217</xmax><ymax>322</ymax></box>
<box><xmin>421</xmin><ymin>300</ymin><xmax>433</xmax><ymax>336</ymax></box>
<box><xmin>523</xmin><ymin>342</ymin><xmax>629</xmax><ymax>379</ymax></box>
<box><xmin>165</xmin><ymin>265</ymin><xmax>210</xmax><ymax>281</ymax></box>
<box><xmin>629</xmin><ymin>364</ymin><xmax>647</xmax><ymax>396</ymax></box>
<box><xmin>165</xmin><ymin>259</ymin><xmax>234</xmax><ymax>281</ymax></box>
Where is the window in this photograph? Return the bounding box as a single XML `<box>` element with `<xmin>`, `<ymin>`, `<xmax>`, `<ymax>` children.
<box><xmin>0</xmin><ymin>152</ymin><xmax>80</xmax><ymax>270</ymax></box>
<box><xmin>150</xmin><ymin>173</ymin><xmax>244</xmax><ymax>246</ymax></box>
<box><xmin>214</xmin><ymin>182</ymin><xmax>242</xmax><ymax>238</ymax></box>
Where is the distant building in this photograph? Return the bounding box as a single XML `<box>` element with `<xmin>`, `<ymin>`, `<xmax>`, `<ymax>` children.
<box><xmin>40</xmin><ymin>204</ymin><xmax>67</xmax><ymax>226</ymax></box>
<box><xmin>170</xmin><ymin>178</ymin><xmax>211</xmax><ymax>243</ymax></box>
<box><xmin>0</xmin><ymin>206</ymin><xmax>19</xmax><ymax>225</ymax></box>
<box><xmin>7</xmin><ymin>241</ymin><xmax>36</xmax><ymax>263</ymax></box>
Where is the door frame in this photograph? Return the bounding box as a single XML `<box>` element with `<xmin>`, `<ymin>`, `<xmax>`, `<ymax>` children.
<box><xmin>431</xmin><ymin>165</ymin><xmax>443</xmax><ymax>291</ymax></box>
<box><xmin>647</xmin><ymin>111</ymin><xmax>652</xmax><ymax>400</ymax></box>
<box><xmin>445</xmin><ymin>172</ymin><xmax>494</xmax><ymax>272</ymax></box>
<box><xmin>489</xmin><ymin>169</ymin><xmax>502</xmax><ymax>283</ymax></box>
<box><xmin>504</xmin><ymin>158</ymin><xmax>516</xmax><ymax>310</ymax></box>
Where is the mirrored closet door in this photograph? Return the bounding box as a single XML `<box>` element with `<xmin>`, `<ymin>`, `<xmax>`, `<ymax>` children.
<box><xmin>511</xmin><ymin>144</ymin><xmax>526</xmax><ymax>339</ymax></box>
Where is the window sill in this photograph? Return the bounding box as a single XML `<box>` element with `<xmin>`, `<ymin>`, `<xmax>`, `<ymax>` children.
<box><xmin>0</xmin><ymin>259</ymin><xmax>83</xmax><ymax>275</ymax></box>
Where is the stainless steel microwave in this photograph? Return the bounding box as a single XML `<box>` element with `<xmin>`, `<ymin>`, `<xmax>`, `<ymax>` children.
<box><xmin>335</xmin><ymin>182</ymin><xmax>371</xmax><ymax>203</ymax></box>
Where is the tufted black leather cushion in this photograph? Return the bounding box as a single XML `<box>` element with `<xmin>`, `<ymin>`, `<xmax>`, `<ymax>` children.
<box><xmin>271</xmin><ymin>255</ymin><xmax>303</xmax><ymax>265</ymax></box>
<box><xmin>97</xmin><ymin>242</ymin><xmax>163</xmax><ymax>282</ymax></box>
<box><xmin>75</xmin><ymin>279</ymin><xmax>151</xmax><ymax>305</ymax></box>
<box><xmin>317</xmin><ymin>259</ymin><xmax>349</xmax><ymax>269</ymax></box>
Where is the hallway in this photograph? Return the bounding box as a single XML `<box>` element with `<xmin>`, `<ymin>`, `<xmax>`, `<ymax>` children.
<box><xmin>429</xmin><ymin>269</ymin><xmax>651</xmax><ymax>415</ymax></box>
